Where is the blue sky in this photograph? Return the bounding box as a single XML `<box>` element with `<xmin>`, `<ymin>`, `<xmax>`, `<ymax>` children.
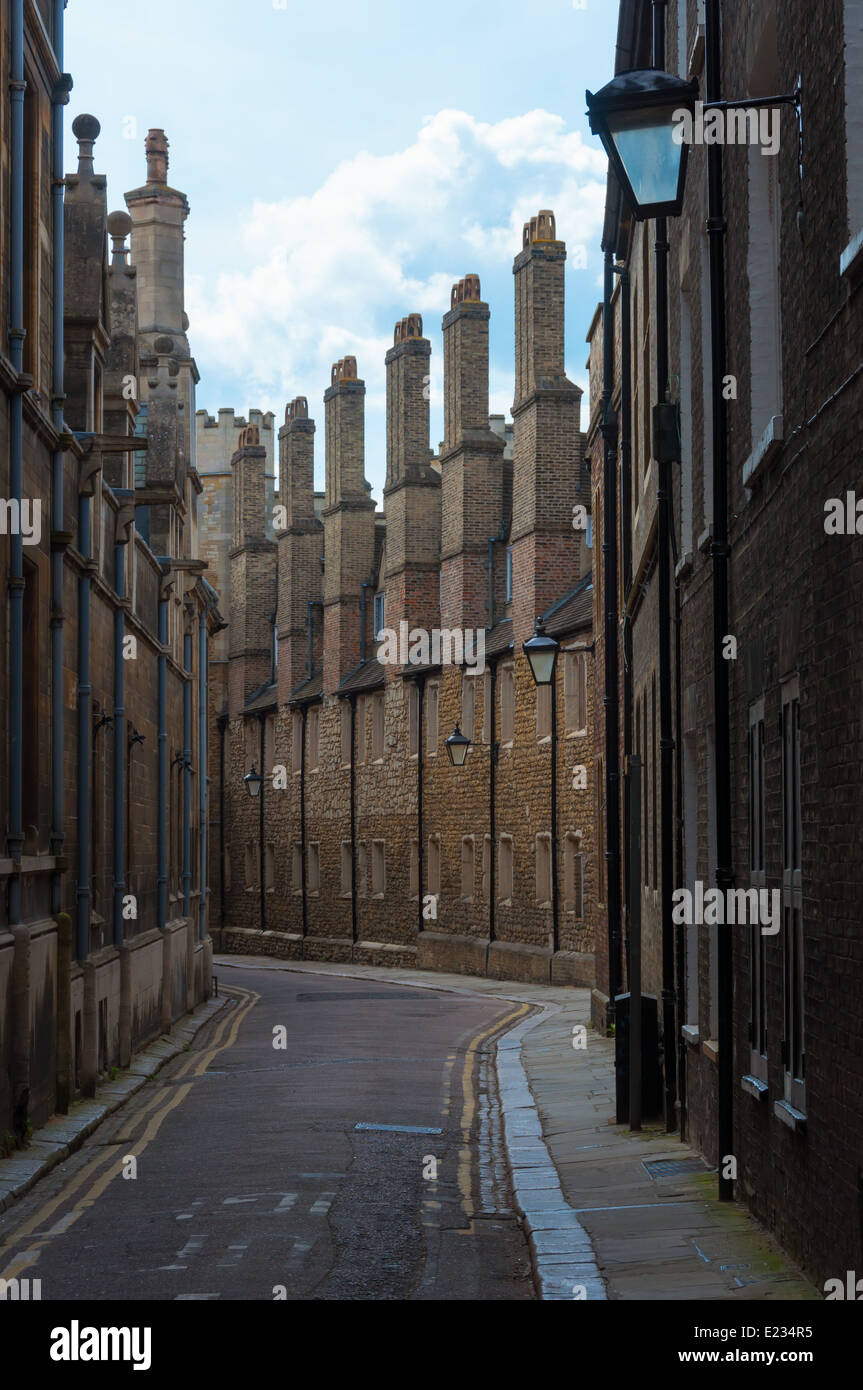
<box><xmin>64</xmin><ymin>0</ymin><xmax>618</xmax><ymax>499</ymax></box>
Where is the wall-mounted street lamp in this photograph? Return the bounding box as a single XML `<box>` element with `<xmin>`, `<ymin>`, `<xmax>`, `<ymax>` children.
<box><xmin>523</xmin><ymin>618</ymin><xmax>561</xmax><ymax>953</ymax></box>
<box><xmin>445</xmin><ymin>724</ymin><xmax>470</xmax><ymax>768</ymax></box>
<box><xmin>243</xmin><ymin>764</ymin><xmax>263</xmax><ymax>799</ymax></box>
<box><xmin>586</xmin><ymin>68</ymin><xmax>698</xmax><ymax>221</ymax></box>
<box><xmin>523</xmin><ymin>618</ymin><xmax>560</xmax><ymax>687</ymax></box>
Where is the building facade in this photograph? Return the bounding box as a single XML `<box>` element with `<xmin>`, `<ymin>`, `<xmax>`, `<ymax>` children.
<box><xmin>210</xmin><ymin>212</ymin><xmax>597</xmax><ymax>985</ymax></box>
<box><xmin>590</xmin><ymin>0</ymin><xmax>863</xmax><ymax>1287</ymax></box>
<box><xmin>1</xmin><ymin>0</ymin><xmax>219</xmax><ymax>1139</ymax></box>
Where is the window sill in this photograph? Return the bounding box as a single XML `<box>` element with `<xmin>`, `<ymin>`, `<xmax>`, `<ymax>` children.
<box><xmin>497</xmin><ymin>898</ymin><xmax>512</xmax><ymax>908</ymax></box>
<box><xmin>774</xmin><ymin>1098</ymin><xmax>807</xmax><ymax>1133</ymax></box>
<box><xmin>701</xmin><ymin>1038</ymin><xmax>719</xmax><ymax>1064</ymax></box>
<box><xmin>537</xmin><ymin>734</ymin><xmax>552</xmax><ymax>745</ymax></box>
<box><xmin>697</xmin><ymin>524</ymin><xmax>713</xmax><ymax>554</ymax></box>
<box><xmin>536</xmin><ymin>899</ymin><xmax>552</xmax><ymax>910</ymax></box>
<box><xmin>681</xmin><ymin>1024</ymin><xmax>700</xmax><ymax>1047</ymax></box>
<box><xmin>742</xmin><ymin>414</ymin><xmax>784</xmax><ymax>489</ymax></box>
<box><xmin>565</xmin><ymin>729</ymin><xmax>587</xmax><ymax>740</ymax></box>
<box><xmin>840</xmin><ymin>225</ymin><xmax>863</xmax><ymax>281</ymax></box>
<box><xmin>741</xmin><ymin>1073</ymin><xmax>768</xmax><ymax>1101</ymax></box>
<box><xmin>372</xmin><ymin>892</ymin><xmax>385</xmax><ymax>901</ymax></box>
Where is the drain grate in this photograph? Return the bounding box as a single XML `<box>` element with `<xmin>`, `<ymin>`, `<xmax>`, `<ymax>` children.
<box><xmin>642</xmin><ymin>1157</ymin><xmax>710</xmax><ymax>1179</ymax></box>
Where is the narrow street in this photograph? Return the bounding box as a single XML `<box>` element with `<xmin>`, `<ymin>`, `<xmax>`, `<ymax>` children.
<box><xmin>0</xmin><ymin>969</ymin><xmax>534</xmax><ymax>1302</ymax></box>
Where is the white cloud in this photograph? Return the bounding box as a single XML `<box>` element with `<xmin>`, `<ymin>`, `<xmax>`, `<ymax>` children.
<box><xmin>186</xmin><ymin>107</ymin><xmax>607</xmax><ymax>493</ymax></box>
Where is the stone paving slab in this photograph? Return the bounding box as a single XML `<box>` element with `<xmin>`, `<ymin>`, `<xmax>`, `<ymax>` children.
<box><xmin>0</xmin><ymin>993</ymin><xmax>228</xmax><ymax>1215</ymax></box>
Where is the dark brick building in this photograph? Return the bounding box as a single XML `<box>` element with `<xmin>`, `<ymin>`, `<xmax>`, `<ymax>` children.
<box><xmin>590</xmin><ymin>0</ymin><xmax>863</xmax><ymax>1288</ymax></box>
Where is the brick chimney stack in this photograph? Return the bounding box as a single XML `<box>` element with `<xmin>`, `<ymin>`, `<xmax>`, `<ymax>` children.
<box><xmin>277</xmin><ymin>398</ymin><xmax>322</xmax><ymax>702</ymax></box>
<box><xmin>510</xmin><ymin>210</ymin><xmax>585</xmax><ymax>647</ymax></box>
<box><xmin>322</xmin><ymin>359</ymin><xmax>376</xmax><ymax>691</ymax></box>
<box><xmin>228</xmin><ymin>425</ymin><xmax>277</xmax><ymax>715</ymax></box>
<box><xmin>382</xmin><ymin>316</ymin><xmax>441</xmax><ymax>678</ymax></box>
<box><xmin>439</xmin><ymin>276</ymin><xmax>505</xmax><ymax>631</ymax></box>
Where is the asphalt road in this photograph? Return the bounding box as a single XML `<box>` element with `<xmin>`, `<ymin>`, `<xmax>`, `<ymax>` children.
<box><xmin>0</xmin><ymin>966</ymin><xmax>536</xmax><ymax>1301</ymax></box>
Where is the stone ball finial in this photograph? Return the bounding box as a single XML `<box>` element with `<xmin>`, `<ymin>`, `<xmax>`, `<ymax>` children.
<box><xmin>107</xmin><ymin>209</ymin><xmax>133</xmax><ymax>265</ymax></box>
<box><xmin>154</xmin><ymin>335</ymin><xmax>175</xmax><ymax>355</ymax></box>
<box><xmin>73</xmin><ymin>113</ymin><xmax>101</xmax><ymax>142</ymax></box>
<box><xmin>72</xmin><ymin>114</ymin><xmax>101</xmax><ymax>176</ymax></box>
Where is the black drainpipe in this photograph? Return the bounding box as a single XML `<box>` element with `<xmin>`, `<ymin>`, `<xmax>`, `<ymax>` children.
<box><xmin>218</xmin><ymin>714</ymin><xmax>227</xmax><ymax>933</ymax></box>
<box><xmin>306</xmin><ymin>600</ymin><xmax>322</xmax><ymax>680</ymax></box>
<box><xmin>349</xmin><ymin>694</ymin><xmax>357</xmax><ymax>945</ymax></box>
<box><xmin>416</xmin><ymin>675</ymin><xmax>425</xmax><ymax>938</ymax></box>
<box><xmin>300</xmin><ymin>704</ymin><xmax>308</xmax><ymax>938</ymax></box>
<box><xmin>653</xmin><ymin>0</ymin><xmax>678</xmax><ymax>1133</ymax></box>
<box><xmin>706</xmin><ymin>0</ymin><xmax>734</xmax><ymax>1200</ymax></box>
<box><xmin>258</xmin><ymin>711</ymin><xmax>266</xmax><ymax>932</ymax></box>
<box><xmin>601</xmin><ymin>246</ymin><xmax>622</xmax><ymax>1013</ymax></box>
<box><xmin>616</xmin><ymin>261</ymin><xmax>633</xmax><ymax>992</ymax></box>
<box><xmin>488</xmin><ymin>657</ymin><xmax>498</xmax><ymax>950</ymax></box>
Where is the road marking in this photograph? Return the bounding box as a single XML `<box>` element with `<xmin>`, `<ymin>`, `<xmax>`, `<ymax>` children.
<box><xmin>0</xmin><ymin>984</ymin><xmax>259</xmax><ymax>1283</ymax></box>
<box><xmin>455</xmin><ymin>1003</ymin><xmax>530</xmax><ymax>1231</ymax></box>
<box><xmin>309</xmin><ymin>1193</ymin><xmax>335</xmax><ymax>1216</ymax></box>
<box><xmin>175</xmin><ymin>1292</ymin><xmax>220</xmax><ymax>1300</ymax></box>
<box><xmin>177</xmin><ymin>1235</ymin><xmax>207</xmax><ymax>1259</ymax></box>
<box><xmin>354</xmin><ymin>1122</ymin><xmax>442</xmax><ymax>1135</ymax></box>
<box><xmin>276</xmin><ymin>1194</ymin><xmax>298</xmax><ymax>1212</ymax></box>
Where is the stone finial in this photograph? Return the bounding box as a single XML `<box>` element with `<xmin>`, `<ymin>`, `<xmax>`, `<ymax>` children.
<box><xmin>331</xmin><ymin>357</ymin><xmax>358</xmax><ymax>385</ymax></box>
<box><xmin>107</xmin><ymin>209</ymin><xmax>132</xmax><ymax>266</ymax></box>
<box><xmin>238</xmin><ymin>424</ymin><xmax>260</xmax><ymax>447</ymax></box>
<box><xmin>72</xmin><ymin>113</ymin><xmax>101</xmax><ymax>176</ymax></box>
<box><xmin>145</xmin><ymin>129</ymin><xmax>169</xmax><ymax>185</ymax></box>
<box><xmin>450</xmin><ymin>275</ymin><xmax>481</xmax><ymax>308</ymax></box>
<box><xmin>394</xmin><ymin>313</ymin><xmax>423</xmax><ymax>343</ymax></box>
<box><xmin>523</xmin><ymin>209</ymin><xmax>557</xmax><ymax>247</ymax></box>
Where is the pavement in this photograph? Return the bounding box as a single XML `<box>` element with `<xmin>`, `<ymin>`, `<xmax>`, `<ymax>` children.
<box><xmin>0</xmin><ymin>953</ymin><xmax>819</xmax><ymax>1301</ymax></box>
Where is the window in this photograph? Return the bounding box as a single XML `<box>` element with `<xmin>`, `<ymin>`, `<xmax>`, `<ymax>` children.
<box><xmin>22</xmin><ymin>560</ymin><xmax>39</xmax><ymax>837</ymax></box>
<box><xmin>748</xmin><ymin>701</ymin><xmax>767</xmax><ymax>1080</ymax></box>
<box><xmin>264</xmin><ymin>715</ymin><xmax>275</xmax><ymax>776</ymax></box>
<box><xmin>372</xmin><ymin>840</ymin><xmax>385</xmax><ymax>897</ymax></box>
<box><xmin>841</xmin><ymin>0</ymin><xmax>863</xmax><ymax>273</ymax></box>
<box><xmin>341</xmin><ymin>701</ymin><xmax>352</xmax><ymax>766</ymax></box>
<box><xmin>427</xmin><ymin>835</ymin><xmax>441</xmax><ymax>896</ymax></box>
<box><xmin>683</xmin><ymin>728</ymin><xmax>699</xmax><ymax>1031</ymax></box>
<box><xmin>292</xmin><ymin>711</ymin><xmax>302</xmax><ymax>773</ymax></box>
<box><xmin>340</xmin><ymin>841</ymin><xmax>352</xmax><ymax>896</ymax></box>
<box><xmin>22</xmin><ymin>75</ymin><xmax>38</xmax><ymax>383</ymax></box>
<box><xmin>781</xmin><ymin>677</ymin><xmax>804</xmax><ymax>1112</ymax></box>
<box><xmin>744</xmin><ymin>25</ymin><xmax>783</xmax><ymax>479</ymax></box>
<box><xmin>245</xmin><ymin>842</ymin><xmax>257</xmax><ymax>890</ymax></box>
<box><xmin>535</xmin><ymin>834</ymin><xmax>552</xmax><ymax>906</ymax></box>
<box><xmin>706</xmin><ymin>725</ymin><xmax>718</xmax><ymax>1038</ymax></box>
<box><xmin>565</xmin><ymin>834</ymin><xmax>584</xmax><ymax>917</ymax></box>
<box><xmin>356</xmin><ymin>697</ymin><xmax>367</xmax><ymax>765</ymax></box>
<box><xmin>564</xmin><ymin>651</ymin><xmax>587</xmax><ymax>735</ymax></box>
<box><xmin>482</xmin><ymin>835</ymin><xmax>492</xmax><ymax>899</ymax></box>
<box><xmin>500</xmin><ymin>664</ymin><xmax>514</xmax><ymax>745</ymax></box>
<box><xmin>482</xmin><ymin>668</ymin><xmax>493</xmax><ymax>744</ymax></box>
<box><xmin>498</xmin><ymin>836</ymin><xmax>513</xmax><ymax>903</ymax></box>
<box><xmin>374</xmin><ymin>591</ymin><xmax>385</xmax><ymax>638</ymax></box>
<box><xmin>408</xmin><ymin>683</ymin><xmax>419</xmax><ymax>758</ymax></box>
<box><xmin>409</xmin><ymin>839</ymin><xmax>419</xmax><ymax>897</ymax></box>
<box><xmin>308</xmin><ymin>842</ymin><xmax>320</xmax><ymax>894</ymax></box>
<box><xmin>536</xmin><ymin>684</ymin><xmax>551</xmax><ymax>740</ymax></box>
<box><xmin>505</xmin><ymin>547</ymin><xmax>513</xmax><ymax>603</ymax></box>
<box><xmin>308</xmin><ymin>706</ymin><xmax>320</xmax><ymax>771</ymax></box>
<box><xmin>461</xmin><ymin>672</ymin><xmax>476</xmax><ymax>743</ymax></box>
<box><xmin>596</xmin><ymin>756</ymin><xmax>605</xmax><ymax>905</ymax></box>
<box><xmin>245</xmin><ymin>719</ymin><xmax>258</xmax><ymax>768</ymax></box>
<box><xmin>371</xmin><ymin>691</ymin><xmax>385</xmax><ymax>761</ymax></box>
<box><xmin>357</xmin><ymin>842</ymin><xmax>368</xmax><ymax>898</ymax></box>
<box><xmin>425</xmin><ymin>682</ymin><xmax>439</xmax><ymax>755</ymax></box>
<box><xmin>292</xmin><ymin>842</ymin><xmax>302</xmax><ymax>893</ymax></box>
<box><xmin>461</xmin><ymin>837</ymin><xmax>475</xmax><ymax>900</ymax></box>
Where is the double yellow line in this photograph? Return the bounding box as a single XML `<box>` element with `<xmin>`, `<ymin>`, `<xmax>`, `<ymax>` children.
<box><xmin>0</xmin><ymin>984</ymin><xmax>259</xmax><ymax>1282</ymax></box>
<box><xmin>455</xmin><ymin>1001</ymin><xmax>529</xmax><ymax>1232</ymax></box>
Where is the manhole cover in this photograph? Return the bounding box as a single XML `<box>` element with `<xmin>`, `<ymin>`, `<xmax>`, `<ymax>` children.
<box><xmin>642</xmin><ymin>1157</ymin><xmax>710</xmax><ymax>1179</ymax></box>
